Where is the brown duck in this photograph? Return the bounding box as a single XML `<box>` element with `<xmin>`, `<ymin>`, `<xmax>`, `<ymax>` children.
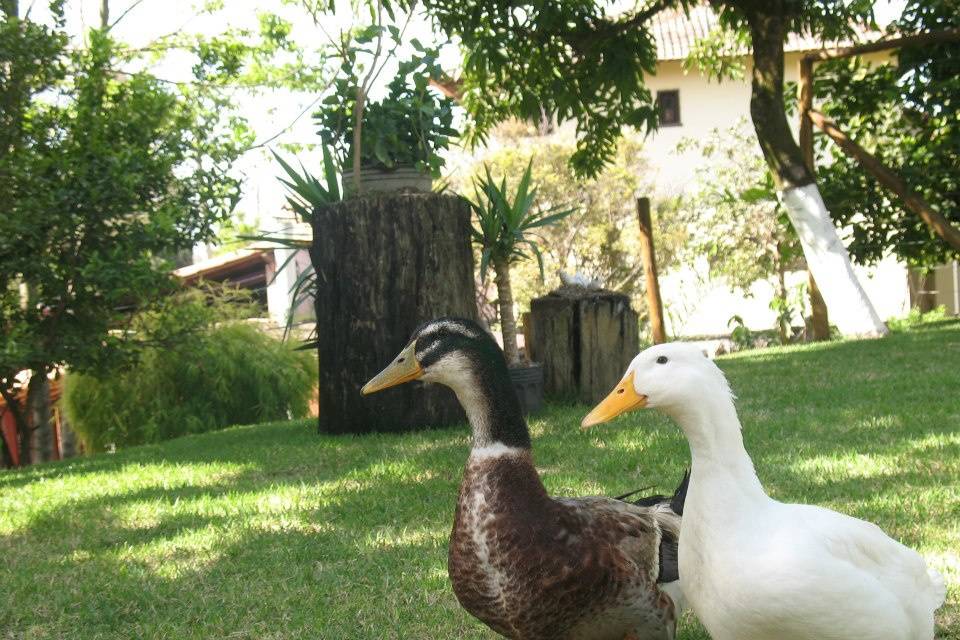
<box><xmin>362</xmin><ymin>317</ymin><xmax>688</xmax><ymax>640</ymax></box>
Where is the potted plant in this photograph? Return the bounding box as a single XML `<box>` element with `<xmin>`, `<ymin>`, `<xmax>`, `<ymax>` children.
<box><xmin>315</xmin><ymin>35</ymin><xmax>458</xmax><ymax>196</ymax></box>
<box><xmin>466</xmin><ymin>161</ymin><xmax>576</xmax><ymax>413</ymax></box>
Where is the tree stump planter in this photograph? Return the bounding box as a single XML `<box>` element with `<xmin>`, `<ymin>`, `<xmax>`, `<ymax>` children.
<box><xmin>528</xmin><ymin>286</ymin><xmax>640</xmax><ymax>404</ymax></box>
<box><xmin>311</xmin><ymin>193</ymin><xmax>477</xmax><ymax>434</ymax></box>
<box><xmin>341</xmin><ymin>166</ymin><xmax>432</xmax><ymax>196</ymax></box>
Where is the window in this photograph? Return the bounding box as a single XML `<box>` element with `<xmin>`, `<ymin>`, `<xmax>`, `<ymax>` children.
<box><xmin>656</xmin><ymin>90</ymin><xmax>681</xmax><ymax>126</ymax></box>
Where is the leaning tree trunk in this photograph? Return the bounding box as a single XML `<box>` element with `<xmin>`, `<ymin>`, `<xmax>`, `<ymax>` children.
<box><xmin>492</xmin><ymin>257</ymin><xmax>521</xmax><ymax>366</ymax></box>
<box><xmin>742</xmin><ymin>7</ymin><xmax>887</xmax><ymax>338</ymax></box>
<box><xmin>311</xmin><ymin>193</ymin><xmax>478</xmax><ymax>435</ymax></box>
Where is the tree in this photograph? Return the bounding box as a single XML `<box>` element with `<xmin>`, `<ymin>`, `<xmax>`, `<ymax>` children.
<box><xmin>454</xmin><ymin>134</ymin><xmax>687</xmax><ymax>320</ymax></box>
<box><xmin>417</xmin><ymin>0</ymin><xmax>889</xmax><ymax>336</ymax></box>
<box><xmin>467</xmin><ymin>162</ymin><xmax>574</xmax><ymax>365</ymax></box>
<box><xmin>813</xmin><ymin>0</ymin><xmax>960</xmax><ymax>267</ymax></box>
<box><xmin>679</xmin><ymin>122</ymin><xmax>804</xmax><ymax>342</ymax></box>
<box><xmin>0</xmin><ymin>8</ymin><xmax>243</xmax><ymax>464</ymax></box>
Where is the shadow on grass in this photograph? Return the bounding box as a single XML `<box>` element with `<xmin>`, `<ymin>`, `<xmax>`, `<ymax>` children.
<box><xmin>1</xmin><ymin>322</ymin><xmax>957</xmax><ymax>638</ymax></box>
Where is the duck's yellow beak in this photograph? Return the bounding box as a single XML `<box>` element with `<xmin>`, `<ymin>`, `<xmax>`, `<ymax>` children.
<box><xmin>361</xmin><ymin>342</ymin><xmax>424</xmax><ymax>395</ymax></box>
<box><xmin>581</xmin><ymin>371</ymin><xmax>647</xmax><ymax>429</ymax></box>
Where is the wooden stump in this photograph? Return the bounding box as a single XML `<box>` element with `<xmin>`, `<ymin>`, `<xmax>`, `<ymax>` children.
<box><xmin>528</xmin><ymin>286</ymin><xmax>639</xmax><ymax>404</ymax></box>
<box><xmin>311</xmin><ymin>193</ymin><xmax>477</xmax><ymax>434</ymax></box>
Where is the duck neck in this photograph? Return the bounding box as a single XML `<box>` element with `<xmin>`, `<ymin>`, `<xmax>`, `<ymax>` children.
<box><xmin>448</xmin><ymin>359</ymin><xmax>532</xmax><ymax>451</ymax></box>
<box><xmin>666</xmin><ymin>392</ymin><xmax>766</xmax><ymax>501</ymax></box>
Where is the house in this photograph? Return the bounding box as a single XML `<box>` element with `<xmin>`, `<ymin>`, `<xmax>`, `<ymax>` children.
<box><xmin>246</xmin><ymin>6</ymin><xmax>957</xmax><ymax>338</ymax></box>
<box><xmin>174</xmin><ymin>214</ymin><xmax>315</xmax><ymax>331</ymax></box>
<box><xmin>635</xmin><ymin>6</ymin><xmax>958</xmax><ymax>335</ymax></box>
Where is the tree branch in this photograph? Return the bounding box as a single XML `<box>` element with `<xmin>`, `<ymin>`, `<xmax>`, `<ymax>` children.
<box><xmin>803</xmin><ymin>28</ymin><xmax>960</xmax><ymax>63</ymax></box>
<box><xmin>809</xmin><ymin>108</ymin><xmax>960</xmax><ymax>251</ymax></box>
<box><xmin>606</xmin><ymin>0</ymin><xmax>672</xmax><ymax>38</ymax></box>
<box><xmin>108</xmin><ymin>0</ymin><xmax>149</xmax><ymax>31</ymax></box>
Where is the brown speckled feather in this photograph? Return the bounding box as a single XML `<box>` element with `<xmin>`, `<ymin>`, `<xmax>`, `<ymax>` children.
<box><xmin>449</xmin><ymin>450</ymin><xmax>680</xmax><ymax>640</ymax></box>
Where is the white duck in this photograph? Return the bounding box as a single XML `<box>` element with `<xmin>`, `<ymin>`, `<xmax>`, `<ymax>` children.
<box><xmin>581</xmin><ymin>342</ymin><xmax>946</xmax><ymax>640</ymax></box>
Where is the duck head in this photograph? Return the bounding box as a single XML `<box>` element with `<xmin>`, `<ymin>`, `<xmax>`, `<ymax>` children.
<box><xmin>581</xmin><ymin>342</ymin><xmax>730</xmax><ymax>428</ymax></box>
<box><xmin>362</xmin><ymin>317</ymin><xmax>531</xmax><ymax>449</ymax></box>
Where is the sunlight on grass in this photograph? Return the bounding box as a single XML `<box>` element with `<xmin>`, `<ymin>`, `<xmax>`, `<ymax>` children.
<box><xmin>1</xmin><ymin>321</ymin><xmax>958</xmax><ymax>639</ymax></box>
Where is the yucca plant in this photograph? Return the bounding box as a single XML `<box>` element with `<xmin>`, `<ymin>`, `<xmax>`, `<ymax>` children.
<box><xmin>256</xmin><ymin>147</ymin><xmax>341</xmax><ymax>348</ymax></box>
<box><xmin>466</xmin><ymin>161</ymin><xmax>576</xmax><ymax>366</ymax></box>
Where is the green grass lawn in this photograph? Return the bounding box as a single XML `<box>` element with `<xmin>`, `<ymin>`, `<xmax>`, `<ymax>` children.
<box><xmin>2</xmin><ymin>321</ymin><xmax>959</xmax><ymax>639</ymax></box>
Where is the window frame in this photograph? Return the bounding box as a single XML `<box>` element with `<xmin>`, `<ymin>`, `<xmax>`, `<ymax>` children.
<box><xmin>656</xmin><ymin>89</ymin><xmax>682</xmax><ymax>127</ymax></box>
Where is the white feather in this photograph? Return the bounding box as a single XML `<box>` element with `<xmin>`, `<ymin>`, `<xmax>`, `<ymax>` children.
<box><xmin>616</xmin><ymin>342</ymin><xmax>945</xmax><ymax>640</ymax></box>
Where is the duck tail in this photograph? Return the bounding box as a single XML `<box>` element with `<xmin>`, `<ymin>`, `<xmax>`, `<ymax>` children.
<box><xmin>617</xmin><ymin>469</ymin><xmax>690</xmax><ymax>517</ymax></box>
<box><xmin>669</xmin><ymin>469</ymin><xmax>690</xmax><ymax>517</ymax></box>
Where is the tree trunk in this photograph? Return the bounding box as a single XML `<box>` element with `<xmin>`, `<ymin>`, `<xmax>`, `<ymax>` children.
<box><xmin>27</xmin><ymin>369</ymin><xmax>54</xmax><ymax>463</ymax></box>
<box><xmin>311</xmin><ymin>193</ymin><xmax>478</xmax><ymax>434</ymax></box>
<box><xmin>797</xmin><ymin>59</ymin><xmax>831</xmax><ymax>341</ymax></box>
<box><xmin>808</xmin><ymin>271</ymin><xmax>830</xmax><ymax>340</ymax></box>
<box><xmin>1</xmin><ymin>428</ymin><xmax>11</xmax><ymax>467</ymax></box>
<box><xmin>637</xmin><ymin>197</ymin><xmax>666</xmax><ymax>344</ymax></box>
<box><xmin>493</xmin><ymin>257</ymin><xmax>521</xmax><ymax>366</ymax></box>
<box><xmin>59</xmin><ymin>409</ymin><xmax>78</xmax><ymax>458</ymax></box>
<box><xmin>529</xmin><ymin>288</ymin><xmax>639</xmax><ymax>403</ymax></box>
<box><xmin>351</xmin><ymin>86</ymin><xmax>365</xmax><ymax>194</ymax></box>
<box><xmin>742</xmin><ymin>6</ymin><xmax>887</xmax><ymax>337</ymax></box>
<box><xmin>775</xmin><ymin>253</ymin><xmax>789</xmax><ymax>344</ymax></box>
<box><xmin>0</xmin><ymin>382</ymin><xmax>29</xmax><ymax>466</ymax></box>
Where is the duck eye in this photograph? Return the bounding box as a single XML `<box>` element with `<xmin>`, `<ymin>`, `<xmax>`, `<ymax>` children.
<box><xmin>656</xmin><ymin>356</ymin><xmax>668</xmax><ymax>364</ymax></box>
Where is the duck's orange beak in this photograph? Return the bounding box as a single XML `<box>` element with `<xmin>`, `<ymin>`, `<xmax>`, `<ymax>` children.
<box><xmin>581</xmin><ymin>371</ymin><xmax>647</xmax><ymax>429</ymax></box>
<box><xmin>361</xmin><ymin>342</ymin><xmax>423</xmax><ymax>395</ymax></box>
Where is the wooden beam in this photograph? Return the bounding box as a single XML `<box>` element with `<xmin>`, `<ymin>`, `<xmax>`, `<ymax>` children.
<box><xmin>803</xmin><ymin>28</ymin><xmax>960</xmax><ymax>63</ymax></box>
<box><xmin>636</xmin><ymin>197</ymin><xmax>666</xmax><ymax>344</ymax></box>
<box><xmin>809</xmin><ymin>109</ymin><xmax>960</xmax><ymax>251</ymax></box>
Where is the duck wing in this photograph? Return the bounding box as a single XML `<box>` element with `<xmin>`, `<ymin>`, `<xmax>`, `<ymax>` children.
<box><xmin>797</xmin><ymin>504</ymin><xmax>945</xmax><ymax>628</ymax></box>
<box><xmin>556</xmin><ymin>470</ymin><xmax>688</xmax><ymax>586</ymax></box>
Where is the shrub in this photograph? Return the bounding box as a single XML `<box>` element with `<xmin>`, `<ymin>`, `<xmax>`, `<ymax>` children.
<box><xmin>62</xmin><ymin>289</ymin><xmax>317</xmax><ymax>452</ymax></box>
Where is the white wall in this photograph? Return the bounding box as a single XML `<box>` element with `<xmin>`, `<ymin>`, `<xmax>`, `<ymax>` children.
<box><xmin>659</xmin><ymin>253</ymin><xmax>910</xmax><ymax>338</ymax></box>
<box><xmin>641</xmin><ymin>51</ymin><xmax>892</xmax><ymax>196</ymax></box>
<box><xmin>266</xmin><ymin>248</ymin><xmax>315</xmax><ymax>328</ymax></box>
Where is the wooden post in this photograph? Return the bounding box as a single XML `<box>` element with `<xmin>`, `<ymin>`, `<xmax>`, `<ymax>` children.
<box><xmin>809</xmin><ymin>109</ymin><xmax>960</xmax><ymax>251</ymax></box>
<box><xmin>798</xmin><ymin>59</ymin><xmax>815</xmax><ymax>173</ymax></box>
<box><xmin>798</xmin><ymin>59</ymin><xmax>830</xmax><ymax>341</ymax></box>
<box><xmin>636</xmin><ymin>197</ymin><xmax>666</xmax><ymax>344</ymax></box>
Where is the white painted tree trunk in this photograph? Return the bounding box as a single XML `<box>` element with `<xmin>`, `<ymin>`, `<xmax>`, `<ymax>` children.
<box><xmin>780</xmin><ymin>184</ymin><xmax>888</xmax><ymax>337</ymax></box>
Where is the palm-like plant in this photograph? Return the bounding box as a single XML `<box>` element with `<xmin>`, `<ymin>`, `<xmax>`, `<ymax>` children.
<box><xmin>257</xmin><ymin>147</ymin><xmax>341</xmax><ymax>348</ymax></box>
<box><xmin>466</xmin><ymin>161</ymin><xmax>575</xmax><ymax>366</ymax></box>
